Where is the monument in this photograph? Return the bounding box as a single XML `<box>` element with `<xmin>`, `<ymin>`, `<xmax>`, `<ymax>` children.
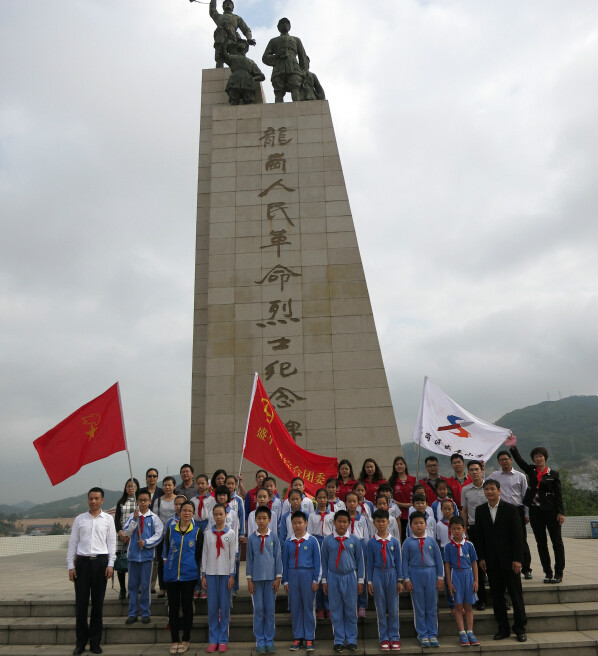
<box><xmin>190</xmin><ymin>5</ymin><xmax>402</xmax><ymax>480</ymax></box>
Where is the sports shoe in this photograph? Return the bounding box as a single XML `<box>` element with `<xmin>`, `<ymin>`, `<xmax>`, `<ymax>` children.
<box><xmin>193</xmin><ymin>590</ymin><xmax>200</xmax><ymax>599</ymax></box>
<box><xmin>256</xmin><ymin>648</ymin><xmax>266</xmax><ymax>655</ymax></box>
<box><xmin>305</xmin><ymin>641</ymin><xmax>315</xmax><ymax>652</ymax></box>
<box><xmin>347</xmin><ymin>646</ymin><xmax>357</xmax><ymax>652</ymax></box>
<box><xmin>218</xmin><ymin>645</ymin><xmax>228</xmax><ymax>653</ymax></box>
<box><xmin>199</xmin><ymin>590</ymin><xmax>207</xmax><ymax>599</ymax></box>
<box><xmin>429</xmin><ymin>638</ymin><xmax>440</xmax><ymax>648</ymax></box>
<box><xmin>289</xmin><ymin>640</ymin><xmax>303</xmax><ymax>651</ymax></box>
<box><xmin>459</xmin><ymin>633</ymin><xmax>470</xmax><ymax>647</ymax></box>
<box><xmin>325</xmin><ymin>610</ymin><xmax>331</xmax><ymax>619</ymax></box>
<box><xmin>265</xmin><ymin>646</ymin><xmax>276</xmax><ymax>654</ymax></box>
<box><xmin>390</xmin><ymin>641</ymin><xmax>401</xmax><ymax>651</ymax></box>
<box><xmin>316</xmin><ymin>609</ymin><xmax>325</xmax><ymax>620</ymax></box>
<box><xmin>418</xmin><ymin>637</ymin><xmax>430</xmax><ymax>648</ymax></box>
<box><xmin>205</xmin><ymin>646</ymin><xmax>217</xmax><ymax>654</ymax></box>
<box><xmin>358</xmin><ymin>607</ymin><xmax>366</xmax><ymax>618</ymax></box>
<box><xmin>333</xmin><ymin>645</ymin><xmax>343</xmax><ymax>653</ymax></box>
<box><xmin>467</xmin><ymin>631</ymin><xmax>479</xmax><ymax>645</ymax></box>
<box><xmin>380</xmin><ymin>641</ymin><xmax>390</xmax><ymax>650</ymax></box>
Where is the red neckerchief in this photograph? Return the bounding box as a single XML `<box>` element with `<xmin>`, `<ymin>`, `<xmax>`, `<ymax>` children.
<box><xmin>329</xmin><ymin>500</ymin><xmax>336</xmax><ymax>512</ymax></box>
<box><xmin>268</xmin><ymin>499</ymin><xmax>273</xmax><ymax>510</ymax></box>
<box><xmin>441</xmin><ymin>518</ymin><xmax>450</xmax><ymax>526</ymax></box>
<box><xmin>318</xmin><ymin>511</ymin><xmax>327</xmax><ymax>524</ymax></box>
<box><xmin>359</xmin><ymin>502</ymin><xmax>367</xmax><ymax>515</ymax></box>
<box><xmin>335</xmin><ymin>536</ymin><xmax>347</xmax><ymax>568</ymax></box>
<box><xmin>450</xmin><ymin>538</ymin><xmax>466</xmax><ymax>568</ymax></box>
<box><xmin>380</xmin><ymin>538</ymin><xmax>389</xmax><ymax>567</ymax></box>
<box><xmin>139</xmin><ymin>515</ymin><xmax>145</xmax><ymax>533</ymax></box>
<box><xmin>418</xmin><ymin>537</ymin><xmax>426</xmax><ymax>565</ymax></box>
<box><xmin>293</xmin><ymin>538</ymin><xmax>305</xmax><ymax>567</ymax></box>
<box><xmin>214</xmin><ymin>529</ymin><xmax>225</xmax><ymax>557</ymax></box>
<box><xmin>536</xmin><ymin>466</ymin><xmax>549</xmax><ymax>486</ymax></box>
<box><xmin>259</xmin><ymin>534</ymin><xmax>267</xmax><ymax>554</ymax></box>
<box><xmin>197</xmin><ymin>494</ymin><xmax>206</xmax><ymax>517</ymax></box>
<box><xmin>350</xmin><ymin>517</ymin><xmax>356</xmax><ymax>534</ymax></box>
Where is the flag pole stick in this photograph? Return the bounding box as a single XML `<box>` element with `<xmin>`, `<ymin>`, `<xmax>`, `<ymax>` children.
<box><xmin>414</xmin><ymin>376</ymin><xmax>427</xmax><ymax>481</ymax></box>
<box><xmin>236</xmin><ymin>372</ymin><xmax>259</xmax><ymax>495</ymax></box>
<box><xmin>116</xmin><ymin>382</ymin><xmax>141</xmax><ymax>540</ymax></box>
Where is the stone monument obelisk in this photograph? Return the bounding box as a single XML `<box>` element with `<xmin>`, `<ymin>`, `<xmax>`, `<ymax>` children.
<box><xmin>190</xmin><ymin>8</ymin><xmax>402</xmax><ymax>479</ymax></box>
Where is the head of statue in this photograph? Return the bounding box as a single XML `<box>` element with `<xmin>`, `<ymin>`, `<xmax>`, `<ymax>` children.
<box><xmin>236</xmin><ymin>39</ymin><xmax>249</xmax><ymax>55</ymax></box>
<box><xmin>223</xmin><ymin>0</ymin><xmax>234</xmax><ymax>13</ymax></box>
<box><xmin>277</xmin><ymin>18</ymin><xmax>291</xmax><ymax>34</ymax></box>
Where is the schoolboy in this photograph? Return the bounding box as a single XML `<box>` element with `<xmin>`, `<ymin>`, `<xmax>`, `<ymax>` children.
<box><xmin>123</xmin><ymin>490</ymin><xmax>164</xmax><ymax>624</ymax></box>
<box><xmin>282</xmin><ymin>511</ymin><xmax>321</xmax><ymax>652</ymax></box>
<box><xmin>321</xmin><ymin>510</ymin><xmax>364</xmax><ymax>652</ymax></box>
<box><xmin>282</xmin><ymin>477</ymin><xmax>315</xmax><ymax>517</ymax></box>
<box><xmin>375</xmin><ymin>495</ymin><xmax>401</xmax><ymax>541</ymax></box>
<box><xmin>366</xmin><ymin>509</ymin><xmax>403</xmax><ymax>651</ymax></box>
<box><xmin>406</xmin><ymin>494</ymin><xmax>437</xmax><ymax>539</ymax></box>
<box><xmin>430</xmin><ymin>480</ymin><xmax>458</xmax><ymax>523</ymax></box>
<box><xmin>377</xmin><ymin>483</ymin><xmax>401</xmax><ymax>523</ymax></box>
<box><xmin>443</xmin><ymin>516</ymin><xmax>479</xmax><ymax>647</ymax></box>
<box><xmin>402</xmin><ymin>511</ymin><xmax>444</xmax><ymax>648</ymax></box>
<box><xmin>246</xmin><ymin>506</ymin><xmax>282</xmax><ymax>654</ymax></box>
<box><xmin>280</xmin><ymin>489</ymin><xmax>305</xmax><ymax>542</ymax></box>
<box><xmin>262</xmin><ymin>477</ymin><xmax>283</xmax><ymax>524</ymax></box>
<box><xmin>353</xmin><ymin>481</ymin><xmax>374</xmax><ymax>517</ymax></box>
<box><xmin>193</xmin><ymin>474</ymin><xmax>212</xmax><ymax>531</ymax></box>
<box><xmin>201</xmin><ymin>503</ymin><xmax>237</xmax><ymax>653</ymax></box>
<box><xmin>345</xmin><ymin>491</ymin><xmax>372</xmax><ymax>618</ymax></box>
<box><xmin>325</xmin><ymin>477</ymin><xmax>346</xmax><ymax>513</ymax></box>
<box><xmin>307</xmin><ymin>488</ymin><xmax>332</xmax><ymax>619</ymax></box>
<box><xmin>248</xmin><ymin>488</ymin><xmax>279</xmax><ymax>536</ymax></box>
<box><xmin>225</xmin><ymin>475</ymin><xmax>245</xmax><ymax>595</ymax></box>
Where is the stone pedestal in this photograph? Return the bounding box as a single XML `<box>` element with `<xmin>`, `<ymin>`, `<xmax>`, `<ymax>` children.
<box><xmin>191</xmin><ymin>68</ymin><xmax>401</xmax><ymax>480</ymax></box>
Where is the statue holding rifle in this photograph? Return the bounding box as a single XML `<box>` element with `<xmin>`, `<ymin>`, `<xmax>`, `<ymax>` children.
<box><xmin>209</xmin><ymin>0</ymin><xmax>255</xmax><ymax>69</ymax></box>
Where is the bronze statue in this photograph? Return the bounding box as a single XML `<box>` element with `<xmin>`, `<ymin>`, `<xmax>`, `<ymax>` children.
<box><xmin>300</xmin><ymin>58</ymin><xmax>325</xmax><ymax>101</ymax></box>
<box><xmin>262</xmin><ymin>18</ymin><xmax>309</xmax><ymax>103</ymax></box>
<box><xmin>223</xmin><ymin>40</ymin><xmax>265</xmax><ymax>105</ymax></box>
<box><xmin>209</xmin><ymin>0</ymin><xmax>255</xmax><ymax>69</ymax></box>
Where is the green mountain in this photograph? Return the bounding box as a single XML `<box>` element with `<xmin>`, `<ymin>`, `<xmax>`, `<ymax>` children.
<box><xmin>22</xmin><ymin>489</ymin><xmax>122</xmax><ymax>519</ymax></box>
<box><xmin>495</xmin><ymin>395</ymin><xmax>597</xmax><ymax>472</ymax></box>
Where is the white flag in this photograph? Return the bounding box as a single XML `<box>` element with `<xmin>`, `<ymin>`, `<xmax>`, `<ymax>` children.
<box><xmin>412</xmin><ymin>376</ymin><xmax>510</xmax><ymax>462</ymax></box>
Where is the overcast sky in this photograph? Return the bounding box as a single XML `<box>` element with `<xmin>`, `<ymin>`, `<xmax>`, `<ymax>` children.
<box><xmin>1</xmin><ymin>1</ymin><xmax>596</xmax><ymax>505</ymax></box>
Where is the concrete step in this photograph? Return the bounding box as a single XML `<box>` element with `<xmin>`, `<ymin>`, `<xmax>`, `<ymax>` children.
<box><xmin>0</xmin><ymin>602</ymin><xmax>595</xmax><ymax>645</ymax></box>
<box><xmin>0</xmin><ymin>632</ymin><xmax>596</xmax><ymax>656</ymax></box>
<box><xmin>1</xmin><ymin>582</ymin><xmax>596</xmax><ymax>618</ymax></box>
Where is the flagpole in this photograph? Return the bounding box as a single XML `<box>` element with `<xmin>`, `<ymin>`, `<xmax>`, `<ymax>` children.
<box><xmin>236</xmin><ymin>372</ymin><xmax>259</xmax><ymax>494</ymax></box>
<box><xmin>414</xmin><ymin>376</ymin><xmax>427</xmax><ymax>481</ymax></box>
<box><xmin>116</xmin><ymin>382</ymin><xmax>141</xmax><ymax>539</ymax></box>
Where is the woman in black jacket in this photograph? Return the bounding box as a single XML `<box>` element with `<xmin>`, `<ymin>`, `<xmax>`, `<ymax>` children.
<box><xmin>508</xmin><ymin>437</ymin><xmax>565</xmax><ymax>583</ymax></box>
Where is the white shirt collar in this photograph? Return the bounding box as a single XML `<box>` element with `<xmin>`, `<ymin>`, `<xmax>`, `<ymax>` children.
<box><xmin>291</xmin><ymin>532</ymin><xmax>310</xmax><ymax>542</ymax></box>
<box><xmin>375</xmin><ymin>533</ymin><xmax>390</xmax><ymax>541</ymax></box>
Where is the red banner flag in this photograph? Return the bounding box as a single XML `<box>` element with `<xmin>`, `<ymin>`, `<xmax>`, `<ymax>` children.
<box><xmin>242</xmin><ymin>374</ymin><xmax>338</xmax><ymax>497</ymax></box>
<box><xmin>33</xmin><ymin>383</ymin><xmax>127</xmax><ymax>486</ymax></box>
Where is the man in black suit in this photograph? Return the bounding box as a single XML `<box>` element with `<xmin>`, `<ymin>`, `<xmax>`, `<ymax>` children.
<box><xmin>474</xmin><ymin>479</ymin><xmax>527</xmax><ymax>642</ymax></box>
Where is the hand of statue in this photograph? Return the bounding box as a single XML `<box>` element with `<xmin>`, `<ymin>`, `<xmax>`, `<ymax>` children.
<box><xmin>247</xmin><ymin>39</ymin><xmax>256</xmax><ymax>46</ymax></box>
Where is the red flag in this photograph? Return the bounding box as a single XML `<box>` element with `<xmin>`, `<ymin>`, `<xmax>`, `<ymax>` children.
<box><xmin>242</xmin><ymin>374</ymin><xmax>338</xmax><ymax>497</ymax></box>
<box><xmin>33</xmin><ymin>383</ymin><xmax>126</xmax><ymax>486</ymax></box>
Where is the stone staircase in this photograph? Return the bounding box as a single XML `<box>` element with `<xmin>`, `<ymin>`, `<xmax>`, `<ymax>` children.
<box><xmin>0</xmin><ymin>580</ymin><xmax>596</xmax><ymax>656</ymax></box>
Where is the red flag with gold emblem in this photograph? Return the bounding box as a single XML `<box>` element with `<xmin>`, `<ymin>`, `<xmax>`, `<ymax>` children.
<box><xmin>242</xmin><ymin>373</ymin><xmax>338</xmax><ymax>497</ymax></box>
<box><xmin>33</xmin><ymin>383</ymin><xmax>126</xmax><ymax>485</ymax></box>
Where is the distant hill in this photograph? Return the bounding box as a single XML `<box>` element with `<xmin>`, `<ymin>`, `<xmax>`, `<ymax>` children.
<box><xmin>401</xmin><ymin>396</ymin><xmax>597</xmax><ymax>486</ymax></box>
<box><xmin>22</xmin><ymin>489</ymin><xmax>122</xmax><ymax>519</ymax></box>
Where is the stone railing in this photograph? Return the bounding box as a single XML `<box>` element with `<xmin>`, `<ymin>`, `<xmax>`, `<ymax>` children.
<box><xmin>527</xmin><ymin>515</ymin><xmax>598</xmax><ymax>539</ymax></box>
<box><xmin>0</xmin><ymin>535</ymin><xmax>69</xmax><ymax>558</ymax></box>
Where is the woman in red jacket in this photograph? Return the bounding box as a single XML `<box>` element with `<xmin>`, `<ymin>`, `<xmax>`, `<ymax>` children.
<box><xmin>336</xmin><ymin>459</ymin><xmax>356</xmax><ymax>502</ymax></box>
<box><xmin>358</xmin><ymin>458</ymin><xmax>386</xmax><ymax>503</ymax></box>
<box><xmin>388</xmin><ymin>456</ymin><xmax>416</xmax><ymax>542</ymax></box>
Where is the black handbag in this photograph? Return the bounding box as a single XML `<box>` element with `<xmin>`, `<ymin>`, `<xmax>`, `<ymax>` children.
<box><xmin>114</xmin><ymin>551</ymin><xmax>128</xmax><ymax>573</ymax></box>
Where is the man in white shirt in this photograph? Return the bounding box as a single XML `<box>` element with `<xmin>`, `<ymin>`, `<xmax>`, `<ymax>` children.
<box><xmin>488</xmin><ymin>451</ymin><xmax>532</xmax><ymax>579</ymax></box>
<box><xmin>67</xmin><ymin>487</ymin><xmax>116</xmax><ymax>655</ymax></box>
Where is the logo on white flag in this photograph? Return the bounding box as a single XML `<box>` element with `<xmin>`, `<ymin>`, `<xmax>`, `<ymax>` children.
<box><xmin>437</xmin><ymin>415</ymin><xmax>474</xmax><ymax>438</ymax></box>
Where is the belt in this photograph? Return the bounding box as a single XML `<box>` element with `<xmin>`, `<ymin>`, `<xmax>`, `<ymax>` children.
<box><xmin>77</xmin><ymin>554</ymin><xmax>108</xmax><ymax>560</ymax></box>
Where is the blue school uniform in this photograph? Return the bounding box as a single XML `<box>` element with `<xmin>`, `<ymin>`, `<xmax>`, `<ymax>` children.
<box><xmin>193</xmin><ymin>493</ymin><xmax>211</xmax><ymax>532</ymax></box>
<box><xmin>435</xmin><ymin>519</ymin><xmax>454</xmax><ymax>609</ymax></box>
<box><xmin>321</xmin><ymin>532</ymin><xmax>364</xmax><ymax>646</ymax></box>
<box><xmin>443</xmin><ymin>539</ymin><xmax>478</xmax><ymax>605</ymax></box>
<box><xmin>326</xmin><ymin>498</ymin><xmax>346</xmax><ymax>514</ymax></box>
<box><xmin>282</xmin><ymin>533</ymin><xmax>321</xmax><ymax>642</ymax></box>
<box><xmin>402</xmin><ymin>535</ymin><xmax>444</xmax><ymax>641</ymax></box>
<box><xmin>246</xmin><ymin>530</ymin><xmax>283</xmax><ymax>650</ymax></box>
<box><xmin>366</xmin><ymin>534</ymin><xmax>402</xmax><ymax>643</ymax></box>
<box><xmin>406</xmin><ymin>508</ymin><xmax>437</xmax><ymax>539</ymax></box>
<box><xmin>347</xmin><ymin>513</ymin><xmax>371</xmax><ymax>610</ymax></box>
<box><xmin>201</xmin><ymin>525</ymin><xmax>237</xmax><ymax>646</ymax></box>
<box><xmin>307</xmin><ymin>510</ymin><xmax>332</xmax><ymax>612</ymax></box>
<box><xmin>123</xmin><ymin>510</ymin><xmax>163</xmax><ymax>619</ymax></box>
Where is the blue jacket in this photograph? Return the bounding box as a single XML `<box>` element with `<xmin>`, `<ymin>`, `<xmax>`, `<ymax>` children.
<box><xmin>123</xmin><ymin>510</ymin><xmax>163</xmax><ymax>563</ymax></box>
<box><xmin>163</xmin><ymin>520</ymin><xmax>204</xmax><ymax>583</ymax></box>
<box><xmin>246</xmin><ymin>530</ymin><xmax>283</xmax><ymax>582</ymax></box>
<box><xmin>321</xmin><ymin>533</ymin><xmax>364</xmax><ymax>582</ymax></box>
<box><xmin>366</xmin><ymin>535</ymin><xmax>402</xmax><ymax>582</ymax></box>
<box><xmin>282</xmin><ymin>534</ymin><xmax>321</xmax><ymax>585</ymax></box>
<box><xmin>401</xmin><ymin>535</ymin><xmax>444</xmax><ymax>580</ymax></box>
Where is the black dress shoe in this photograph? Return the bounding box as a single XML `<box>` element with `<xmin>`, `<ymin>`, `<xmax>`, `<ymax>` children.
<box><xmin>125</xmin><ymin>616</ymin><xmax>137</xmax><ymax>624</ymax></box>
<box><xmin>524</xmin><ymin>571</ymin><xmax>533</xmax><ymax>580</ymax></box>
<box><xmin>90</xmin><ymin>647</ymin><xmax>103</xmax><ymax>654</ymax></box>
<box><xmin>347</xmin><ymin>646</ymin><xmax>357</xmax><ymax>652</ymax></box>
<box><xmin>333</xmin><ymin>645</ymin><xmax>344</xmax><ymax>653</ymax></box>
<box><xmin>550</xmin><ymin>576</ymin><xmax>562</xmax><ymax>584</ymax></box>
<box><xmin>493</xmin><ymin>631</ymin><xmax>510</xmax><ymax>640</ymax></box>
<box><xmin>141</xmin><ymin>617</ymin><xmax>151</xmax><ymax>624</ymax></box>
<box><xmin>543</xmin><ymin>576</ymin><xmax>552</xmax><ymax>583</ymax></box>
<box><xmin>475</xmin><ymin>601</ymin><xmax>486</xmax><ymax>611</ymax></box>
<box><xmin>516</xmin><ymin>633</ymin><xmax>527</xmax><ymax>642</ymax></box>
<box><xmin>72</xmin><ymin>648</ymin><xmax>85</xmax><ymax>655</ymax></box>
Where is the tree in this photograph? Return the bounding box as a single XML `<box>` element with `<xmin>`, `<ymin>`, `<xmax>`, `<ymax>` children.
<box><xmin>561</xmin><ymin>470</ymin><xmax>598</xmax><ymax>516</ymax></box>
